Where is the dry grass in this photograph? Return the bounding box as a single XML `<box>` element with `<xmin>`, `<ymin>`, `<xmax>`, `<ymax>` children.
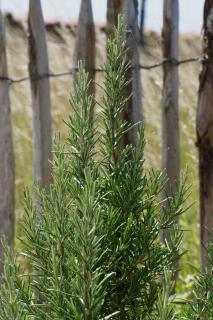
<box><xmin>5</xmin><ymin>14</ymin><xmax>202</xmax><ymax>292</ymax></box>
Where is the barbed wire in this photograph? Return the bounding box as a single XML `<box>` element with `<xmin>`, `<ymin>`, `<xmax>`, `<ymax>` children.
<box><xmin>0</xmin><ymin>55</ymin><xmax>207</xmax><ymax>85</ymax></box>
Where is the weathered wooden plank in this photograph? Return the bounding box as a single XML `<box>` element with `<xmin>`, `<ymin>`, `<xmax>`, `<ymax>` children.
<box><xmin>197</xmin><ymin>0</ymin><xmax>213</xmax><ymax>268</ymax></box>
<box><xmin>0</xmin><ymin>9</ymin><xmax>15</xmax><ymax>275</ymax></box>
<box><xmin>106</xmin><ymin>0</ymin><xmax>124</xmax><ymax>38</ymax></box>
<box><xmin>73</xmin><ymin>0</ymin><xmax>95</xmax><ymax>96</ymax></box>
<box><xmin>161</xmin><ymin>0</ymin><xmax>180</xmax><ymax>213</ymax></box>
<box><xmin>28</xmin><ymin>0</ymin><xmax>52</xmax><ymax>190</ymax></box>
<box><xmin>107</xmin><ymin>0</ymin><xmax>143</xmax><ymax>145</ymax></box>
<box><xmin>122</xmin><ymin>0</ymin><xmax>143</xmax><ymax>145</ymax></box>
<box><xmin>139</xmin><ymin>0</ymin><xmax>147</xmax><ymax>45</ymax></box>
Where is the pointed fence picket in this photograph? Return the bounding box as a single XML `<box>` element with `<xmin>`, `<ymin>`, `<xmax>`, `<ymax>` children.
<box><xmin>73</xmin><ymin>0</ymin><xmax>96</xmax><ymax>96</ymax></box>
<box><xmin>28</xmin><ymin>0</ymin><xmax>52</xmax><ymax>191</ymax></box>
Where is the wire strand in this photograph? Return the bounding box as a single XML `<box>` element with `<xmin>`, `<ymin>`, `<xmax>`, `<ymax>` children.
<box><xmin>0</xmin><ymin>56</ymin><xmax>207</xmax><ymax>85</ymax></box>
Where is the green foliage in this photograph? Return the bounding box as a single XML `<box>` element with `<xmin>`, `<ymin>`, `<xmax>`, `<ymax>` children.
<box><xmin>0</xmin><ymin>17</ymin><xmax>188</xmax><ymax>319</ymax></box>
<box><xmin>0</xmin><ymin>243</ymin><xmax>33</xmax><ymax>319</ymax></box>
<box><xmin>183</xmin><ymin>240</ymin><xmax>213</xmax><ymax>320</ymax></box>
<box><xmin>154</xmin><ymin>269</ymin><xmax>177</xmax><ymax>320</ymax></box>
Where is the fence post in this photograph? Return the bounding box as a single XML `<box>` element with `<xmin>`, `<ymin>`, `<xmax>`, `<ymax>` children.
<box><xmin>139</xmin><ymin>0</ymin><xmax>147</xmax><ymax>46</ymax></box>
<box><xmin>28</xmin><ymin>0</ymin><xmax>52</xmax><ymax>191</ymax></box>
<box><xmin>122</xmin><ymin>0</ymin><xmax>143</xmax><ymax>145</ymax></box>
<box><xmin>106</xmin><ymin>0</ymin><xmax>123</xmax><ymax>38</ymax></box>
<box><xmin>73</xmin><ymin>0</ymin><xmax>95</xmax><ymax>96</ymax></box>
<box><xmin>0</xmin><ymin>9</ymin><xmax>15</xmax><ymax>275</ymax></box>
<box><xmin>161</xmin><ymin>0</ymin><xmax>180</xmax><ymax>278</ymax></box>
<box><xmin>107</xmin><ymin>0</ymin><xmax>143</xmax><ymax>145</ymax></box>
<box><xmin>197</xmin><ymin>0</ymin><xmax>213</xmax><ymax>269</ymax></box>
<box><xmin>161</xmin><ymin>0</ymin><xmax>180</xmax><ymax>213</ymax></box>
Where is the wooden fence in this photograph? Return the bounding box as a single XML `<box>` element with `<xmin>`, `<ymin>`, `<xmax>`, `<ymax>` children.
<box><xmin>0</xmin><ymin>0</ymin><xmax>210</xmax><ymax>275</ymax></box>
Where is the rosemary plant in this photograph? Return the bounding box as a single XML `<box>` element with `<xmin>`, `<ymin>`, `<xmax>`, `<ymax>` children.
<box><xmin>0</xmin><ymin>17</ymin><xmax>188</xmax><ymax>320</ymax></box>
<box><xmin>183</xmin><ymin>239</ymin><xmax>213</xmax><ymax>320</ymax></box>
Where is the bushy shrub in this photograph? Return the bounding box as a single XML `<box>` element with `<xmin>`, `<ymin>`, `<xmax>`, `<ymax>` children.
<box><xmin>0</xmin><ymin>17</ymin><xmax>188</xmax><ymax>320</ymax></box>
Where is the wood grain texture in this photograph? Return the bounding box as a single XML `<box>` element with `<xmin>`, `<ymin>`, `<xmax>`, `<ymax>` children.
<box><xmin>73</xmin><ymin>0</ymin><xmax>95</xmax><ymax>96</ymax></box>
<box><xmin>161</xmin><ymin>0</ymin><xmax>180</xmax><ymax>209</ymax></box>
<box><xmin>107</xmin><ymin>0</ymin><xmax>143</xmax><ymax>146</ymax></box>
<box><xmin>161</xmin><ymin>0</ymin><xmax>180</xmax><ymax>287</ymax></box>
<box><xmin>106</xmin><ymin>0</ymin><xmax>124</xmax><ymax>38</ymax></box>
<box><xmin>28</xmin><ymin>0</ymin><xmax>52</xmax><ymax>190</ymax></box>
<box><xmin>0</xmin><ymin>9</ymin><xmax>15</xmax><ymax>275</ymax></box>
<box><xmin>197</xmin><ymin>0</ymin><xmax>213</xmax><ymax>268</ymax></box>
<box><xmin>123</xmin><ymin>0</ymin><xmax>143</xmax><ymax>145</ymax></box>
